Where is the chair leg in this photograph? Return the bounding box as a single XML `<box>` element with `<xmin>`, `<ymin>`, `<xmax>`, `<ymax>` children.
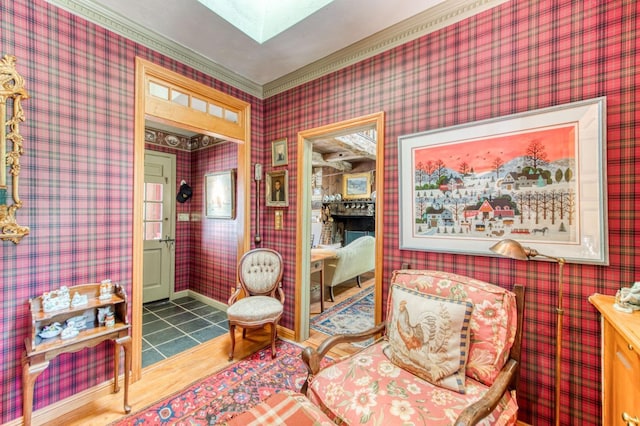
<box><xmin>270</xmin><ymin>323</ymin><xmax>278</xmax><ymax>359</ymax></box>
<box><xmin>242</xmin><ymin>328</ymin><xmax>247</xmax><ymax>339</ymax></box>
<box><xmin>329</xmin><ymin>286</ymin><xmax>335</xmax><ymax>302</ymax></box>
<box><xmin>356</xmin><ymin>275</ymin><xmax>362</xmax><ymax>287</ymax></box>
<box><xmin>228</xmin><ymin>324</ymin><xmax>236</xmax><ymax>361</ymax></box>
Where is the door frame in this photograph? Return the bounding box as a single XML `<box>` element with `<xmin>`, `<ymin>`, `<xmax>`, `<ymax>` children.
<box><xmin>133</xmin><ymin>58</ymin><xmax>251</xmax><ymax>380</ymax></box>
<box><xmin>294</xmin><ymin>112</ymin><xmax>385</xmax><ymax>341</ymax></box>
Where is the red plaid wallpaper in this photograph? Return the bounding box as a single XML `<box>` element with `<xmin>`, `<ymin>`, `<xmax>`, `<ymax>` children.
<box><xmin>0</xmin><ymin>0</ymin><xmax>637</xmax><ymax>424</ymax></box>
<box><xmin>0</xmin><ymin>0</ymin><xmax>261</xmax><ymax>422</ymax></box>
<box><xmin>263</xmin><ymin>1</ymin><xmax>638</xmax><ymax>424</ymax></box>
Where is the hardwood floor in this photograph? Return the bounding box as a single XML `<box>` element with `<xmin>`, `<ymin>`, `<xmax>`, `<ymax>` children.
<box><xmin>37</xmin><ymin>283</ymin><xmax>374</xmax><ymax>426</ymax></box>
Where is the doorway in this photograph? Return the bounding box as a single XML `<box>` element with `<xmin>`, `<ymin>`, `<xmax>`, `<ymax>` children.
<box><xmin>133</xmin><ymin>58</ymin><xmax>251</xmax><ymax>380</ymax></box>
<box><xmin>294</xmin><ymin>112</ymin><xmax>385</xmax><ymax>341</ymax></box>
<box><xmin>143</xmin><ymin>150</ymin><xmax>176</xmax><ymax>303</ymax></box>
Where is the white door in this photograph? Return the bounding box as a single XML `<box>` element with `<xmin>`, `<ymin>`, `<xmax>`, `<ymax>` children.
<box><xmin>143</xmin><ymin>151</ymin><xmax>176</xmax><ymax>303</ymax></box>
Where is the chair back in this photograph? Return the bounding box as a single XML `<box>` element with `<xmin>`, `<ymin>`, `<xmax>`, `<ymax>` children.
<box><xmin>238</xmin><ymin>248</ymin><xmax>284</xmax><ymax>297</ymax></box>
<box><xmin>388</xmin><ymin>270</ymin><xmax>521</xmax><ymax>387</ymax></box>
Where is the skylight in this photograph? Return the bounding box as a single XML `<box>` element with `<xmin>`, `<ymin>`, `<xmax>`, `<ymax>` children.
<box><xmin>198</xmin><ymin>0</ymin><xmax>334</xmax><ymax>44</ymax></box>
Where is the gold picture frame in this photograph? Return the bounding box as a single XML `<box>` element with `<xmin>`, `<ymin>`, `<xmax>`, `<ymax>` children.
<box><xmin>271</xmin><ymin>138</ymin><xmax>288</xmax><ymax>167</ymax></box>
<box><xmin>342</xmin><ymin>172</ymin><xmax>371</xmax><ymax>200</ymax></box>
<box><xmin>266</xmin><ymin>170</ymin><xmax>288</xmax><ymax>207</ymax></box>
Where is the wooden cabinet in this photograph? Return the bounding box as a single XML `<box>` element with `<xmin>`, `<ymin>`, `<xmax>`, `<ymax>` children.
<box><xmin>22</xmin><ymin>283</ymin><xmax>132</xmax><ymax>426</ymax></box>
<box><xmin>589</xmin><ymin>294</ymin><xmax>640</xmax><ymax>425</ymax></box>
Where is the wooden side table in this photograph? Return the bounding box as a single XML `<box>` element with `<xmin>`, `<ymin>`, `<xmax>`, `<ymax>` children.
<box><xmin>22</xmin><ymin>283</ymin><xmax>132</xmax><ymax>426</ymax></box>
<box><xmin>310</xmin><ymin>249</ymin><xmax>338</xmax><ymax>313</ymax></box>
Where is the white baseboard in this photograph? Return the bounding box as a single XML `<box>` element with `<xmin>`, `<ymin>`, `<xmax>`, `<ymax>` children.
<box><xmin>173</xmin><ymin>289</ymin><xmax>228</xmax><ymax>312</ymax></box>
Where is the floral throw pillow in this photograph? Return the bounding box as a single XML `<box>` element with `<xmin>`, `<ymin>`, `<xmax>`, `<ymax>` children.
<box><xmin>385</xmin><ymin>284</ymin><xmax>474</xmax><ymax>393</ymax></box>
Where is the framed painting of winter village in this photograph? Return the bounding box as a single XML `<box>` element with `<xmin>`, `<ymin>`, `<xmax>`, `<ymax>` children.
<box><xmin>399</xmin><ymin>97</ymin><xmax>608</xmax><ymax>265</ymax></box>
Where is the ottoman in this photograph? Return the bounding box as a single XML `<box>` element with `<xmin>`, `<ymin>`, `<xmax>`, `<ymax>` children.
<box><xmin>221</xmin><ymin>391</ymin><xmax>334</xmax><ymax>425</ymax></box>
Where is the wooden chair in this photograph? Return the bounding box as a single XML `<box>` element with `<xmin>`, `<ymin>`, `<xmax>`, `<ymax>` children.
<box><xmin>302</xmin><ymin>270</ymin><xmax>525</xmax><ymax>425</ymax></box>
<box><xmin>227</xmin><ymin>248</ymin><xmax>285</xmax><ymax>361</ymax></box>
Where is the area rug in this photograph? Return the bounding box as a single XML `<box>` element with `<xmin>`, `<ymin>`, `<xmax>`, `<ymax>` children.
<box><xmin>113</xmin><ymin>340</ymin><xmax>321</xmax><ymax>425</ymax></box>
<box><xmin>310</xmin><ymin>285</ymin><xmax>375</xmax><ymax>338</ymax></box>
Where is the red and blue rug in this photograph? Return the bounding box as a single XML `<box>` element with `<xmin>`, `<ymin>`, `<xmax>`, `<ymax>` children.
<box><xmin>114</xmin><ymin>340</ymin><xmax>317</xmax><ymax>425</ymax></box>
<box><xmin>310</xmin><ymin>285</ymin><xmax>375</xmax><ymax>336</ymax></box>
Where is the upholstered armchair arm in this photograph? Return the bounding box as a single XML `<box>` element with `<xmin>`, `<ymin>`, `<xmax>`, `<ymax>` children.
<box><xmin>275</xmin><ymin>281</ymin><xmax>285</xmax><ymax>304</ymax></box>
<box><xmin>228</xmin><ymin>284</ymin><xmax>242</xmax><ymax>305</ymax></box>
<box><xmin>301</xmin><ymin>322</ymin><xmax>386</xmax><ymax>394</ymax></box>
<box><xmin>454</xmin><ymin>358</ymin><xmax>519</xmax><ymax>426</ymax></box>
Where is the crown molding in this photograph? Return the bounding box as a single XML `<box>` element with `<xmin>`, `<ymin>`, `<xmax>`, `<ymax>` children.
<box><xmin>45</xmin><ymin>0</ymin><xmax>509</xmax><ymax>100</ymax></box>
<box><xmin>263</xmin><ymin>0</ymin><xmax>509</xmax><ymax>98</ymax></box>
<box><xmin>45</xmin><ymin>0</ymin><xmax>265</xmax><ymax>98</ymax></box>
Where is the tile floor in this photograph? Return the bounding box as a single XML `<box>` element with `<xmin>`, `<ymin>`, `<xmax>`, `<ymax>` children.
<box><xmin>142</xmin><ymin>296</ymin><xmax>228</xmax><ymax>368</ymax></box>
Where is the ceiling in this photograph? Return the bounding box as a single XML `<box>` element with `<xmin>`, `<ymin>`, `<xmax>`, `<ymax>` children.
<box><xmin>46</xmin><ymin>0</ymin><xmax>508</xmax><ymax>98</ymax></box>
<box><xmin>47</xmin><ymin>0</ymin><xmax>508</xmax><ymax>165</ymax></box>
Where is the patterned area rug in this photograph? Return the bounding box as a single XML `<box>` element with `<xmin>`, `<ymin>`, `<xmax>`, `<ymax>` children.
<box><xmin>310</xmin><ymin>285</ymin><xmax>375</xmax><ymax>337</ymax></box>
<box><xmin>113</xmin><ymin>340</ymin><xmax>316</xmax><ymax>425</ymax></box>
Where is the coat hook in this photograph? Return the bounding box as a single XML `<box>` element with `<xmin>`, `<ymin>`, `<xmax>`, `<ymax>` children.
<box><xmin>180</xmin><ymin>180</ymin><xmax>187</xmax><ymax>186</ymax></box>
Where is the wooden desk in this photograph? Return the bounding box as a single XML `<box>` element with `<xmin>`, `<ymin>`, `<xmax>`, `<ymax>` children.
<box><xmin>310</xmin><ymin>249</ymin><xmax>337</xmax><ymax>313</ymax></box>
<box><xmin>22</xmin><ymin>283</ymin><xmax>131</xmax><ymax>426</ymax></box>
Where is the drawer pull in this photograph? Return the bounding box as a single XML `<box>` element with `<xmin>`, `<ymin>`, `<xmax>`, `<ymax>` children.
<box><xmin>628</xmin><ymin>343</ymin><xmax>634</xmax><ymax>351</ymax></box>
<box><xmin>622</xmin><ymin>412</ymin><xmax>640</xmax><ymax>425</ymax></box>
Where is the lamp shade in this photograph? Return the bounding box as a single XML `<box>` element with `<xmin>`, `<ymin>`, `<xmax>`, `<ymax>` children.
<box><xmin>489</xmin><ymin>239</ymin><xmax>530</xmax><ymax>261</ymax></box>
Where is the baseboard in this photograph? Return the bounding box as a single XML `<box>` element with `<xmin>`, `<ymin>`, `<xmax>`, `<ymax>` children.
<box><xmin>175</xmin><ymin>289</ymin><xmax>228</xmax><ymax>311</ymax></box>
<box><xmin>14</xmin><ymin>379</ymin><xmax>122</xmax><ymax>426</ymax></box>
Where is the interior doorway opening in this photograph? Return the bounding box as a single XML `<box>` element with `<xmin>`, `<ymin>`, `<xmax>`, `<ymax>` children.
<box><xmin>133</xmin><ymin>58</ymin><xmax>251</xmax><ymax>380</ymax></box>
<box><xmin>294</xmin><ymin>112</ymin><xmax>385</xmax><ymax>342</ymax></box>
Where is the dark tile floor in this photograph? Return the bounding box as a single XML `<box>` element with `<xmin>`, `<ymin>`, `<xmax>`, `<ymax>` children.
<box><xmin>142</xmin><ymin>296</ymin><xmax>228</xmax><ymax>368</ymax></box>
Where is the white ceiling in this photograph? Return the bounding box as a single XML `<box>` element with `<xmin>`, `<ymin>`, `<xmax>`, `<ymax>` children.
<box><xmin>47</xmin><ymin>0</ymin><xmax>508</xmax><ymax>98</ymax></box>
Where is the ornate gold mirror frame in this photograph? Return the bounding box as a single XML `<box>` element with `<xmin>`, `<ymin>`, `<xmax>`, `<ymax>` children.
<box><xmin>0</xmin><ymin>54</ymin><xmax>30</xmax><ymax>243</ymax></box>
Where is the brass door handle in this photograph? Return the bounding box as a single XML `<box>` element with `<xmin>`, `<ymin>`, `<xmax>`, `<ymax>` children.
<box><xmin>622</xmin><ymin>412</ymin><xmax>640</xmax><ymax>425</ymax></box>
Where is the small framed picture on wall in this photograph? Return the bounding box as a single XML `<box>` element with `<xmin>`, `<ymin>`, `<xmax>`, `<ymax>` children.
<box><xmin>266</xmin><ymin>170</ymin><xmax>288</xmax><ymax>207</ymax></box>
<box><xmin>205</xmin><ymin>169</ymin><xmax>236</xmax><ymax>219</ymax></box>
<box><xmin>271</xmin><ymin>138</ymin><xmax>288</xmax><ymax>167</ymax></box>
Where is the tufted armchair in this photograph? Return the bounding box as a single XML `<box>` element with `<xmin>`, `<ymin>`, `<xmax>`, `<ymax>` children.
<box><xmin>227</xmin><ymin>248</ymin><xmax>284</xmax><ymax>361</ymax></box>
<box><xmin>302</xmin><ymin>270</ymin><xmax>525</xmax><ymax>425</ymax></box>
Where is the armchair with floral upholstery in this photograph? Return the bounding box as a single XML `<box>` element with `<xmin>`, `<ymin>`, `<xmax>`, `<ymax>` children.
<box><xmin>302</xmin><ymin>269</ymin><xmax>525</xmax><ymax>425</ymax></box>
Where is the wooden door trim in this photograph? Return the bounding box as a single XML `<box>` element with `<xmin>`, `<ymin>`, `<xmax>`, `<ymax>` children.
<box><xmin>294</xmin><ymin>112</ymin><xmax>385</xmax><ymax>341</ymax></box>
<box><xmin>133</xmin><ymin>57</ymin><xmax>251</xmax><ymax>380</ymax></box>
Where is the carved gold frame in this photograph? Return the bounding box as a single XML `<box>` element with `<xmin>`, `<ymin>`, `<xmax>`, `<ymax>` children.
<box><xmin>0</xmin><ymin>54</ymin><xmax>29</xmax><ymax>243</ymax></box>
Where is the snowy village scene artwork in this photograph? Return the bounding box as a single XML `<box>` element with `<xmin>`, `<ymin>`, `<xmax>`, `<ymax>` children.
<box><xmin>411</xmin><ymin>125</ymin><xmax>576</xmax><ymax>242</ymax></box>
<box><xmin>399</xmin><ymin>98</ymin><xmax>608</xmax><ymax>264</ymax></box>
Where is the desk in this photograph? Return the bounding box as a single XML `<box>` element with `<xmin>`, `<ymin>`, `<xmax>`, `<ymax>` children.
<box><xmin>310</xmin><ymin>249</ymin><xmax>337</xmax><ymax>313</ymax></box>
<box><xmin>22</xmin><ymin>283</ymin><xmax>131</xmax><ymax>426</ymax></box>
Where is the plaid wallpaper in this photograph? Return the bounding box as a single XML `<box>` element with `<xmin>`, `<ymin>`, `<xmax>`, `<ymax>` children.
<box><xmin>264</xmin><ymin>1</ymin><xmax>638</xmax><ymax>424</ymax></box>
<box><xmin>0</xmin><ymin>0</ymin><xmax>637</xmax><ymax>424</ymax></box>
<box><xmin>0</xmin><ymin>0</ymin><xmax>260</xmax><ymax>422</ymax></box>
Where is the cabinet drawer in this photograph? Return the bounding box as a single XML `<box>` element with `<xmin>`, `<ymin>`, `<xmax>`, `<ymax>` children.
<box><xmin>310</xmin><ymin>261</ymin><xmax>323</xmax><ymax>273</ymax></box>
<box><xmin>611</xmin><ymin>326</ymin><xmax>640</xmax><ymax>424</ymax></box>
